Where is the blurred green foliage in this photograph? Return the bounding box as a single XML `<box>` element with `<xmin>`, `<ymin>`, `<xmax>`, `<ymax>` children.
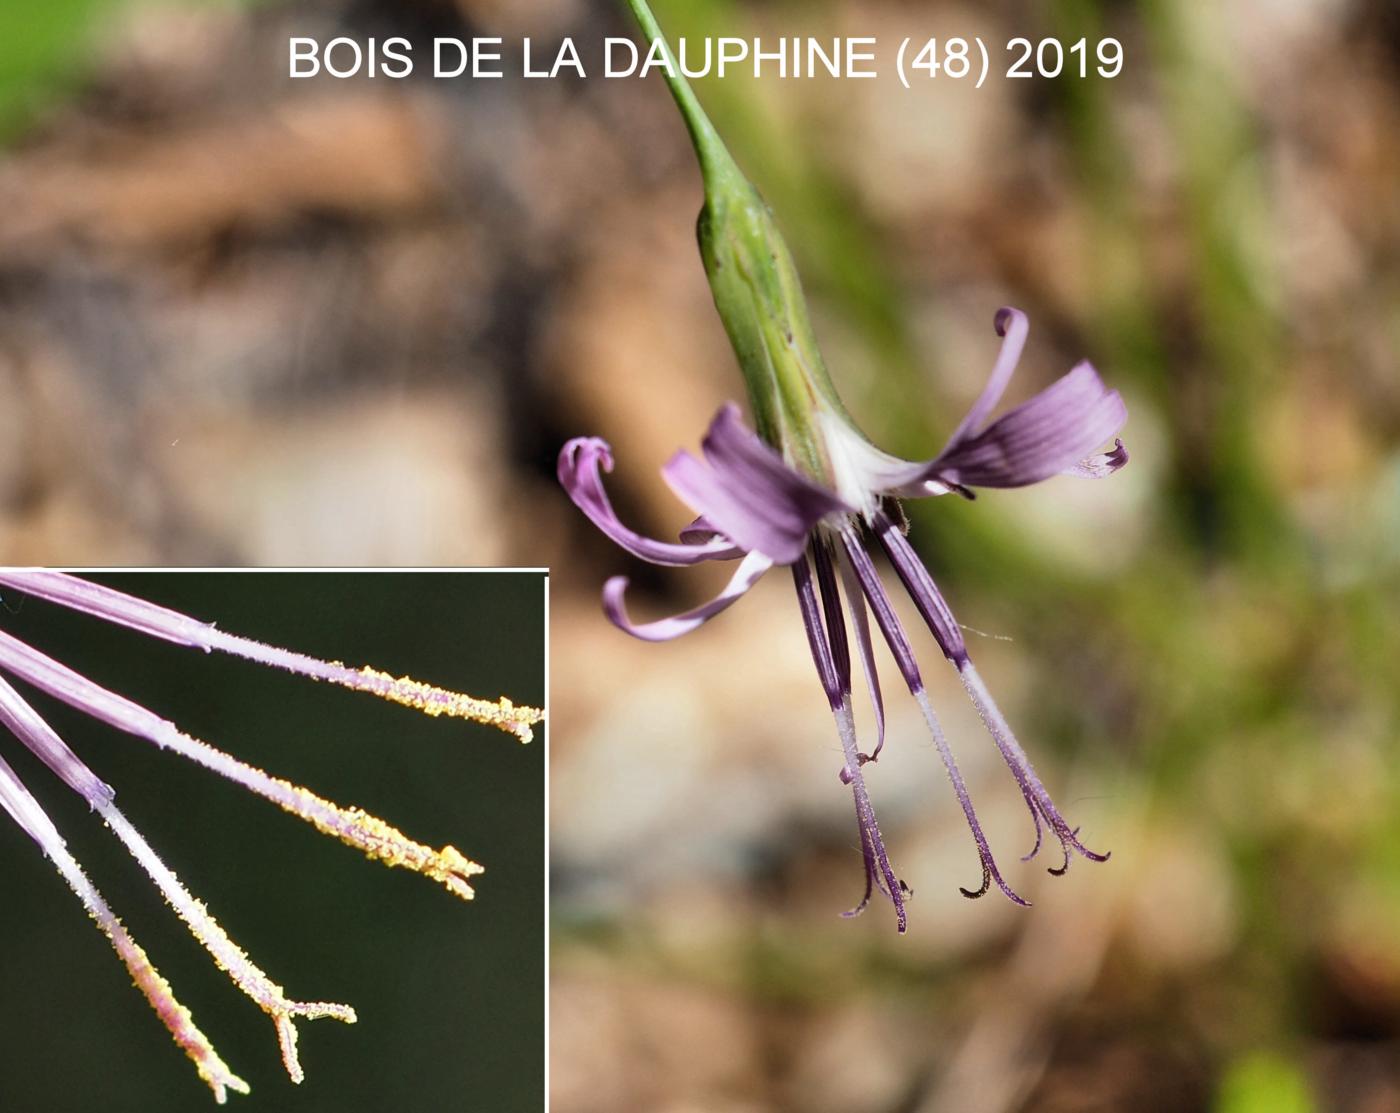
<box><xmin>1218</xmin><ymin>1052</ymin><xmax>1316</xmax><ymax>1113</ymax></box>
<box><xmin>0</xmin><ymin>0</ymin><xmax>113</xmax><ymax>137</ymax></box>
<box><xmin>0</xmin><ymin>0</ymin><xmax>258</xmax><ymax>138</ymax></box>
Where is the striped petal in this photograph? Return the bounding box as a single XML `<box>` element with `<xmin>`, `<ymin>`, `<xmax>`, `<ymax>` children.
<box><xmin>662</xmin><ymin>404</ymin><xmax>849</xmax><ymax>565</ymax></box>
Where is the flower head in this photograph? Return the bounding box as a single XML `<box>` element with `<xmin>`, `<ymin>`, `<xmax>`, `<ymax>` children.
<box><xmin>560</xmin><ymin>0</ymin><xmax>1128</xmax><ymax>932</ymax></box>
<box><xmin>0</xmin><ymin>571</ymin><xmax>543</xmax><ymax>1100</ymax></box>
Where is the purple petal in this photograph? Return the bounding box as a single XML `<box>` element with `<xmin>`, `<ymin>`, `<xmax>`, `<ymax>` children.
<box><xmin>602</xmin><ymin>550</ymin><xmax>772</xmax><ymax>642</ymax></box>
<box><xmin>933</xmin><ymin>361</ymin><xmax>1127</xmax><ymax>489</ymax></box>
<box><xmin>864</xmin><ymin>311</ymin><xmax>1127</xmax><ymax>498</ymax></box>
<box><xmin>662</xmin><ymin>404</ymin><xmax>849</xmax><ymax>566</ymax></box>
<box><xmin>558</xmin><ymin>437</ymin><xmax>744</xmax><ymax>566</ymax></box>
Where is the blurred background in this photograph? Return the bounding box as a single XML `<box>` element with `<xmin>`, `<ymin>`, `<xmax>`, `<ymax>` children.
<box><xmin>0</xmin><ymin>0</ymin><xmax>1397</xmax><ymax>1110</ymax></box>
<box><xmin>0</xmin><ymin>573</ymin><xmax>544</xmax><ymax>1111</ymax></box>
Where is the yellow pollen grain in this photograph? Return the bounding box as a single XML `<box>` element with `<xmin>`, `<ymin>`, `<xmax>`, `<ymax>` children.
<box><xmin>345</xmin><ymin>666</ymin><xmax>543</xmax><ymax>743</ymax></box>
<box><xmin>106</xmin><ymin>924</ymin><xmax>249</xmax><ymax>1102</ymax></box>
<box><xmin>283</xmin><ymin>781</ymin><xmax>484</xmax><ymax>900</ymax></box>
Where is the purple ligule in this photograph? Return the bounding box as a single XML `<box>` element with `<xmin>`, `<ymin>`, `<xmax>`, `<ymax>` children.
<box><xmin>0</xmin><ymin>674</ymin><xmax>113</xmax><ymax>808</ymax></box>
<box><xmin>558</xmin><ymin>437</ymin><xmax>744</xmax><ymax>566</ymax></box>
<box><xmin>870</xmin><ymin>511</ymin><xmax>968</xmax><ymax>664</ymax></box>
<box><xmin>871</xmin><ymin>310</ymin><xmax>1128</xmax><ymax>499</ymax></box>
<box><xmin>662</xmin><ymin>404</ymin><xmax>849</xmax><ymax>565</ymax></box>
<box><xmin>602</xmin><ymin>550</ymin><xmax>773</xmax><ymax>643</ymax></box>
<box><xmin>933</xmin><ymin>360</ymin><xmax>1127</xmax><ymax>490</ymax></box>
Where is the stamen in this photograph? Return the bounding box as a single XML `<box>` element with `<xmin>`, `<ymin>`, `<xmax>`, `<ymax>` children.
<box><xmin>150</xmin><ymin>726</ymin><xmax>485</xmax><ymax>901</ymax></box>
<box><xmin>792</xmin><ymin>555</ymin><xmax>906</xmax><ymax>930</ymax></box>
<box><xmin>42</xmin><ymin>830</ymin><xmax>250</xmax><ymax>1102</ymax></box>
<box><xmin>837</xmin><ymin>529</ymin><xmax>1027</xmax><ymax>906</ymax></box>
<box><xmin>834</xmin><ymin>698</ymin><xmax>907</xmax><ymax>931</ymax></box>
<box><xmin>0</xmin><ymin>573</ymin><xmax>542</xmax><ymax>743</ymax></box>
<box><xmin>99</xmin><ymin>801</ymin><xmax>356</xmax><ymax>1084</ymax></box>
<box><xmin>841</xmin><ymin>819</ymin><xmax>876</xmax><ymax>918</ymax></box>
<box><xmin>911</xmin><ymin>689</ymin><xmax>1029</xmax><ymax>906</ymax></box>
<box><xmin>1021</xmin><ymin>795</ymin><xmax>1047</xmax><ymax>863</ymax></box>
<box><xmin>957</xmin><ymin>660</ymin><xmax>1110</xmax><ymax>869</ymax></box>
<box><xmin>210</xmin><ymin>649</ymin><xmax>541</xmax><ymax>745</ymax></box>
<box><xmin>0</xmin><ymin>631</ymin><xmax>484</xmax><ymax>898</ymax></box>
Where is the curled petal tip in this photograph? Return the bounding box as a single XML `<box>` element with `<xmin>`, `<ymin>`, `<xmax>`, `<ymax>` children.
<box><xmin>993</xmin><ymin>306</ymin><xmax>1026</xmax><ymax>338</ymax></box>
<box><xmin>562</xmin><ymin>437</ymin><xmax>742</xmax><ymax>566</ymax></box>
<box><xmin>557</xmin><ymin>436</ymin><xmax>612</xmax><ymax>484</ymax></box>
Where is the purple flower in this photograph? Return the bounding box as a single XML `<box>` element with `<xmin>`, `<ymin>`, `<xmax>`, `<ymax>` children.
<box><xmin>0</xmin><ymin>571</ymin><xmax>542</xmax><ymax>1101</ymax></box>
<box><xmin>560</xmin><ymin>308</ymin><xmax>1127</xmax><ymax>932</ymax></box>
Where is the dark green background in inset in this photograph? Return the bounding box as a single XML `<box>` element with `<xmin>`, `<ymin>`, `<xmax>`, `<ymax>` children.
<box><xmin>0</xmin><ymin>571</ymin><xmax>545</xmax><ymax>1113</ymax></box>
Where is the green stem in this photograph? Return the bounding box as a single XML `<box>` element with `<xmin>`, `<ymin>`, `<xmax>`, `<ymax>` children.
<box><xmin>621</xmin><ymin>0</ymin><xmax>740</xmax><ymax>192</ymax></box>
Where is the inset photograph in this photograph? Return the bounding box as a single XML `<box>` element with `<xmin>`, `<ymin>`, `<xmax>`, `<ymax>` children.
<box><xmin>0</xmin><ymin>570</ymin><xmax>544</xmax><ymax>1111</ymax></box>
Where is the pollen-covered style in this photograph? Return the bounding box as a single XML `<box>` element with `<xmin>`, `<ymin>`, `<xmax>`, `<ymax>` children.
<box><xmin>559</xmin><ymin>0</ymin><xmax>1128</xmax><ymax>932</ymax></box>
<box><xmin>0</xmin><ymin>572</ymin><xmax>542</xmax><ymax>1101</ymax></box>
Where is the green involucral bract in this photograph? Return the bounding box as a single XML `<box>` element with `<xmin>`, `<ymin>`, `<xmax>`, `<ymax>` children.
<box><xmin>623</xmin><ymin>0</ymin><xmax>863</xmax><ymax>488</ymax></box>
